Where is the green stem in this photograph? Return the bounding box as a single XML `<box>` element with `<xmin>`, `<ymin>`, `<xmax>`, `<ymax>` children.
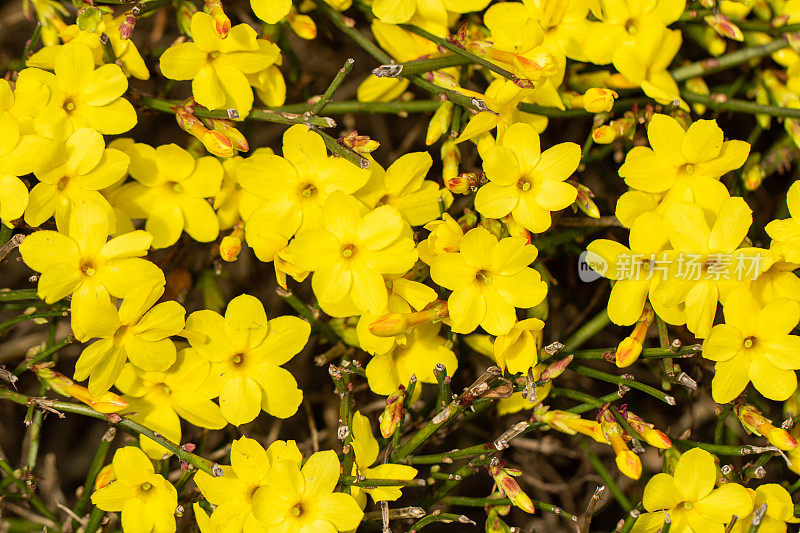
<box><xmin>571</xmin><ymin>345</ymin><xmax>700</xmax><ymax>360</ymax></box>
<box><xmin>671</xmin><ymin>38</ymin><xmax>789</xmax><ymax>82</ymax></box>
<box><xmin>398</xmin><ymin>24</ymin><xmax>518</xmax><ymax>82</ymax></box>
<box><xmin>135</xmin><ymin>0</ymin><xmax>171</xmax><ymax>15</ymax></box>
<box><xmin>138</xmin><ymin>96</ymin><xmax>336</xmax><ymax>127</ymax></box>
<box><xmin>0</xmin><ymin>454</ymin><xmax>58</xmax><ymax>522</ymax></box>
<box><xmin>573</xmin><ymin>366</ymin><xmax>676</xmax><ymax>405</ymax></box>
<box><xmin>715</xmin><ymin>403</ymin><xmax>734</xmax><ymax>445</ymax></box>
<box><xmin>339</xmin><ymin>475</ymin><xmax>425</xmax><ymax>487</ymax></box>
<box><xmin>434</xmin><ymin>364</ymin><xmax>451</xmax><ymax>409</ymax></box>
<box><xmin>392</xmin><ymin>401</ymin><xmax>467</xmax><ymax>462</ymax></box>
<box><xmin>0</xmin><ymin>225</ymin><xmax>12</xmax><ymax>247</ymax></box>
<box><xmin>682</xmin><ymin>90</ymin><xmax>800</xmax><ymax>118</ymax></box>
<box><xmin>275</xmin><ymin>99</ymin><xmax>441</xmax><ymax>115</ymax></box>
<box><xmin>14</xmin><ymin>336</ymin><xmax>74</xmax><ymax>376</ymax></box>
<box><xmin>675</xmin><ymin>439</ymin><xmax>758</xmax><ymax>456</ymax></box>
<box><xmin>0</xmin><ymin>289</ymin><xmax>40</xmax><ymax>302</ymax></box>
<box><xmin>581</xmin><ymin>443</ymin><xmax>633</xmax><ymax>512</ymax></box>
<box><xmin>563</xmin><ymin>309</ymin><xmax>610</xmax><ymax>352</ymax></box>
<box><xmin>406</xmin><ymin>443</ymin><xmax>498</xmax><ymax>465</ymax></box>
<box><xmin>0</xmin><ymin>310</ymin><xmax>68</xmax><ymax>335</ymax></box>
<box><xmin>278</xmin><ymin>290</ymin><xmax>339</xmax><ymax>343</ymax></box>
<box><xmin>656</xmin><ymin>316</ymin><xmax>674</xmax><ymax>378</ymax></box>
<box><xmin>619</xmin><ymin>510</ymin><xmax>641</xmax><ymax>533</ymax></box>
<box><xmin>310</xmin><ymin>58</ymin><xmax>354</xmax><ymax>115</ymax></box>
<box><xmin>84</xmin><ymin>506</ymin><xmax>105</xmax><ymax>533</ymax></box>
<box><xmin>72</xmin><ymin>428</ymin><xmax>115</xmax><ymax>529</ymax></box>
<box><xmin>375</xmin><ymin>55</ymin><xmax>471</xmax><ymax>77</ymax></box>
<box><xmin>22</xmin><ymin>23</ymin><xmax>42</xmax><ymax>66</ymax></box>
<box><xmin>410</xmin><ymin>512</ymin><xmax>472</xmax><ymax>531</ymax></box>
<box><xmin>441</xmin><ymin>496</ymin><xmax>578</xmax><ymax>522</ymax></box>
<box><xmin>99</xmin><ymin>33</ymin><xmax>116</xmax><ymax>63</ymax></box>
<box><xmin>0</xmin><ymin>389</ymin><xmax>214</xmax><ymax>475</ymax></box>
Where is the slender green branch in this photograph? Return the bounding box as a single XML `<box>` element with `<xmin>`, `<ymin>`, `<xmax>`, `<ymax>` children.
<box><xmin>420</xmin><ymin>464</ymin><xmax>475</xmax><ymax>508</ymax></box>
<box><xmin>572</xmin><ymin>345</ymin><xmax>700</xmax><ymax>360</ymax></box>
<box><xmin>84</xmin><ymin>506</ymin><xmax>105</xmax><ymax>533</ymax></box>
<box><xmin>682</xmin><ymin>91</ymin><xmax>800</xmax><ymax>118</ymax></box>
<box><xmin>581</xmin><ymin>442</ymin><xmax>633</xmax><ymax>512</ymax></box>
<box><xmin>374</xmin><ymin>55</ymin><xmax>471</xmax><ymax>78</ymax></box>
<box><xmin>0</xmin><ymin>310</ymin><xmax>68</xmax><ymax>335</ymax></box>
<box><xmin>22</xmin><ymin>23</ymin><xmax>42</xmax><ymax>66</ymax></box>
<box><xmin>675</xmin><ymin>439</ymin><xmax>762</xmax><ymax>456</ymax></box>
<box><xmin>656</xmin><ymin>316</ymin><xmax>675</xmax><ymax>377</ymax></box>
<box><xmin>398</xmin><ymin>24</ymin><xmax>518</xmax><ymax>82</ymax></box>
<box><xmin>406</xmin><ymin>443</ymin><xmax>498</xmax><ymax>465</ymax></box>
<box><xmin>99</xmin><ymin>33</ymin><xmax>116</xmax><ymax>63</ymax></box>
<box><xmin>72</xmin><ymin>428</ymin><xmax>116</xmax><ymax>529</ymax></box>
<box><xmin>0</xmin><ymin>454</ymin><xmax>58</xmax><ymax>522</ymax></box>
<box><xmin>573</xmin><ymin>366</ymin><xmax>676</xmax><ymax>405</ymax></box>
<box><xmin>277</xmin><ymin>289</ymin><xmax>339</xmax><ymax>343</ymax></box>
<box><xmin>316</xmin><ymin>128</ymin><xmax>370</xmax><ymax>169</ymax></box>
<box><xmin>310</xmin><ymin>58</ymin><xmax>354</xmax><ymax>115</ymax></box>
<box><xmin>410</xmin><ymin>512</ymin><xmax>474</xmax><ymax>531</ymax></box>
<box><xmin>715</xmin><ymin>403</ymin><xmax>734</xmax><ymax>445</ymax></box>
<box><xmin>563</xmin><ymin>309</ymin><xmax>611</xmax><ymax>352</ymax></box>
<box><xmin>671</xmin><ymin>38</ymin><xmax>789</xmax><ymax>82</ymax></box>
<box><xmin>275</xmin><ymin>99</ymin><xmax>441</xmax><ymax>115</ymax></box>
<box><xmin>0</xmin><ymin>289</ymin><xmax>40</xmax><ymax>302</ymax></box>
<box><xmin>441</xmin><ymin>496</ymin><xmax>578</xmax><ymax>522</ymax></box>
<box><xmin>14</xmin><ymin>336</ymin><xmax>74</xmax><ymax>376</ymax></box>
<box><xmin>138</xmin><ymin>96</ymin><xmax>336</xmax><ymax>127</ymax></box>
<box><xmin>0</xmin><ymin>389</ymin><xmax>214</xmax><ymax>475</ymax></box>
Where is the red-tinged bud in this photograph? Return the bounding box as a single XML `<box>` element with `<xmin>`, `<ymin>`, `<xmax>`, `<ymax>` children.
<box><xmin>32</xmin><ymin>364</ymin><xmax>129</xmax><ymax>413</ymax></box>
<box><xmin>458</xmin><ymin>210</ymin><xmax>478</xmax><ymax>232</ymax></box>
<box><xmin>540</xmin><ymin>354</ymin><xmax>573</xmax><ymax>381</ymax></box>
<box><xmin>485</xmin><ymin>508</ymin><xmax>511</xmax><ymax>533</ymax></box>
<box><xmin>220</xmin><ymin>224</ymin><xmax>244</xmax><ymax>262</ymax></box>
<box><xmin>624</xmin><ymin>412</ymin><xmax>672</xmax><ymax>449</ymax></box>
<box><xmin>766</xmin><ymin>425</ymin><xmax>797</xmax><ymax>450</ymax></box>
<box><xmin>699</xmin><ymin>0</ymin><xmax>715</xmax><ymax>7</ymax></box>
<box><xmin>591</xmin><ymin>124</ymin><xmax>619</xmax><ymax>144</ymax></box>
<box><xmin>441</xmin><ymin>139</ymin><xmax>461</xmax><ymax>185</ymax></box>
<box><xmin>94</xmin><ymin>464</ymin><xmax>116</xmax><ymax>490</ymax></box>
<box><xmin>202</xmin><ymin>130</ymin><xmax>235</xmax><ymax>158</ymax></box>
<box><xmin>341</xmin><ymin>130</ymin><xmax>380</xmax><ymax>154</ymax></box>
<box><xmin>502</xmin><ymin>214</ymin><xmax>531</xmax><ymax>243</ymax></box>
<box><xmin>447</xmin><ymin>172</ymin><xmax>479</xmax><ymax>195</ymax></box>
<box><xmin>489</xmin><ymin>460</ymin><xmax>535</xmax><ymax>514</ymax></box>
<box><xmin>205</xmin><ymin>0</ymin><xmax>231</xmax><ymax>38</ymax></box>
<box><xmin>742</xmin><ymin>154</ymin><xmax>764</xmax><ymax>191</ymax></box>
<box><xmin>615</xmin><ymin>450</ymin><xmax>642</xmax><ymax>480</ymax></box>
<box><xmin>119</xmin><ymin>11</ymin><xmax>137</xmax><ymax>40</ymax></box>
<box><xmin>177</xmin><ymin>0</ymin><xmax>198</xmax><ymax>36</ymax></box>
<box><xmin>600</xmin><ymin>411</ymin><xmax>641</xmax><ymax>479</ymax></box>
<box><xmin>378</xmin><ymin>387</ymin><xmax>406</xmax><ymax>438</ymax></box>
<box><xmin>569</xmin><ymin>180</ymin><xmax>600</xmax><ymax>218</ymax></box>
<box><xmin>737</xmin><ymin>404</ymin><xmax>797</xmax><ymax>450</ymax></box>
<box><xmin>705</xmin><ymin>14</ymin><xmax>744</xmax><ymax>41</ymax></box>
<box><xmin>208</xmin><ymin>119</ymin><xmax>249</xmax><ymax>152</ymax></box>
<box><xmin>581</xmin><ymin>88</ymin><xmax>618</xmax><ymax>113</ymax></box>
<box><xmin>425</xmin><ymin>70</ymin><xmax>459</xmax><ymax>90</ymax></box>
<box><xmin>287</xmin><ymin>11</ymin><xmax>316</xmax><ymax>40</ymax></box>
<box><xmin>615</xmin><ymin>307</ymin><xmax>653</xmax><ymax>368</ymax></box>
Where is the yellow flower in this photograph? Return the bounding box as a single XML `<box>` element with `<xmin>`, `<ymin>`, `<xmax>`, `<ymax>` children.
<box><xmin>213</xmin><ymin>151</ymin><xmax>270</xmax><ymax>231</ymax></box>
<box><xmin>25</xmin><ymin>128</ymin><xmax>129</xmax><ymax>231</ymax></box>
<box><xmin>493</xmin><ymin>317</ymin><xmax>544</xmax><ymax>374</ymax></box>
<box><xmin>159</xmin><ymin>12</ymin><xmax>282</xmax><ymax>117</ymax></box>
<box><xmin>631</xmin><ymin>448</ymin><xmax>752</xmax><ymax>533</ymax></box>
<box><xmin>237</xmin><ymin>125</ymin><xmax>369</xmax><ymax>261</ymax></box>
<box><xmin>372</xmin><ymin>0</ymin><xmax>490</xmax><ymax>32</ymax></box>
<box><xmin>184</xmin><ymin>294</ymin><xmax>309</xmax><ymax>425</ymax></box>
<box><xmin>195</xmin><ymin>437</ymin><xmax>302</xmax><ymax>532</ymax></box>
<box><xmin>16</xmin><ymin>42</ymin><xmax>137</xmax><ymax>134</ymax></box>
<box><xmin>766</xmin><ymin>180</ymin><xmax>800</xmax><ymax>263</ymax></box>
<box><xmin>703</xmin><ymin>289</ymin><xmax>800</xmax><ymax>403</ymax></box>
<box><xmin>112</xmin><ymin>140</ymin><xmax>223</xmax><ymax>249</ymax></box>
<box><xmin>430</xmin><ymin>227</ymin><xmax>547</xmax><ymax>335</ymax></box>
<box><xmin>116</xmin><ymin>349</ymin><xmax>226</xmax><ymax>459</ymax></box>
<box><xmin>74</xmin><ymin>282</ymin><xmax>184</xmax><ymax>396</ymax></box>
<box><xmin>91</xmin><ymin>446</ymin><xmax>178</xmax><ymax>533</ymax></box>
<box><xmin>350</xmin><ymin>412</ymin><xmax>417</xmax><ymax>503</ymax></box>
<box><xmin>289</xmin><ymin>191</ymin><xmax>418</xmax><ymax>316</ymax></box>
<box><xmin>19</xmin><ymin>201</ymin><xmax>163</xmax><ymax>341</ymax></box>
<box><xmin>454</xmin><ymin>79</ymin><xmax>543</xmax><ymax>144</ymax></box>
<box><xmin>417</xmin><ymin>213</ymin><xmax>464</xmax><ymax>265</ymax></box>
<box><xmin>586</xmin><ymin>211</ymin><xmax>684</xmax><ymax>326</ymax></box>
<box><xmin>251</xmin><ymin>0</ymin><xmax>290</xmax><ymax>23</ymax></box>
<box><xmin>653</xmin><ymin>197</ymin><xmax>764</xmax><ymax>339</ymax></box>
<box><xmin>749</xmin><ymin>250</ymin><xmax>800</xmax><ymax>305</ymax></box>
<box><xmin>355</xmin><ymin>152</ymin><xmax>448</xmax><ymax>227</ymax></box>
<box><xmin>474</xmin><ymin>122</ymin><xmax>580</xmax><ymax>233</ymax></box>
<box><xmin>27</xmin><ymin>14</ymin><xmax>150</xmax><ymax>80</ymax></box>
<box><xmin>366</xmin><ymin>322</ymin><xmax>457</xmax><ymax>395</ymax></box>
<box><xmin>619</xmin><ymin>114</ymin><xmax>750</xmax><ymax>196</ymax></box>
<box><xmin>732</xmin><ymin>484</ymin><xmax>800</xmax><ymax>532</ymax></box>
<box><xmin>252</xmin><ymin>450</ymin><xmax>363</xmax><ymax>532</ymax></box>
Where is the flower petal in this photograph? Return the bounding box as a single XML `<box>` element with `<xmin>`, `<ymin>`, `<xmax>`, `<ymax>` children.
<box><xmin>674</xmin><ymin>447</ymin><xmax>716</xmax><ymax>502</ymax></box>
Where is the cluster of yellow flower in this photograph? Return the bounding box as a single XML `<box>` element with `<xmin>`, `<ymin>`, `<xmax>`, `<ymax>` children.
<box><xmin>5</xmin><ymin>0</ymin><xmax>800</xmax><ymax>532</ymax></box>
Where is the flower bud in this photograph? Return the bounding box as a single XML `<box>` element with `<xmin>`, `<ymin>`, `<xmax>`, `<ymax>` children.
<box><xmin>581</xmin><ymin>88</ymin><xmax>618</xmax><ymax>113</ymax></box>
<box><xmin>379</xmin><ymin>387</ymin><xmax>406</xmax><ymax>438</ymax></box>
<box><xmin>32</xmin><ymin>364</ymin><xmax>128</xmax><ymax>413</ymax></box>
<box><xmin>615</xmin><ymin>306</ymin><xmax>653</xmax><ymax>368</ymax></box>
<box><xmin>624</xmin><ymin>412</ymin><xmax>672</xmax><ymax>449</ymax></box>
<box><xmin>540</xmin><ymin>354</ymin><xmax>573</xmax><ymax>381</ymax></box>
<box><xmin>426</xmin><ymin>101</ymin><xmax>453</xmax><ymax>146</ymax></box>
<box><xmin>704</xmin><ymin>14</ymin><xmax>744</xmax><ymax>41</ymax></box>
<box><xmin>569</xmin><ymin>180</ymin><xmax>600</xmax><ymax>218</ymax></box>
<box><xmin>489</xmin><ymin>460</ymin><xmax>535</xmax><ymax>514</ymax></box>
<box><xmin>742</xmin><ymin>154</ymin><xmax>764</xmax><ymax>191</ymax></box>
<box><xmin>287</xmin><ymin>11</ymin><xmax>317</xmax><ymax>40</ymax></box>
<box><xmin>737</xmin><ymin>404</ymin><xmax>797</xmax><ymax>450</ymax></box>
<box><xmin>686</xmin><ymin>77</ymin><xmax>710</xmax><ymax>114</ymax></box>
<box><xmin>441</xmin><ymin>139</ymin><xmax>461</xmax><ymax>186</ymax></box>
<box><xmin>94</xmin><ymin>464</ymin><xmax>116</xmax><ymax>490</ymax></box>
<box><xmin>119</xmin><ymin>11</ymin><xmax>137</xmax><ymax>40</ymax></box>
<box><xmin>204</xmin><ymin>0</ymin><xmax>231</xmax><ymax>38</ymax></box>
<box><xmin>600</xmin><ymin>410</ymin><xmax>641</xmax><ymax>479</ymax></box>
<box><xmin>369</xmin><ymin>301</ymin><xmax>449</xmax><ymax>337</ymax></box>
<box><xmin>208</xmin><ymin>119</ymin><xmax>249</xmax><ymax>152</ymax></box>
<box><xmin>176</xmin><ymin>0</ymin><xmax>198</xmax><ymax>36</ymax></box>
<box><xmin>220</xmin><ymin>224</ymin><xmax>245</xmax><ymax>262</ymax></box>
<box><xmin>341</xmin><ymin>130</ymin><xmax>380</xmax><ymax>154</ymax></box>
<box><xmin>447</xmin><ymin>172</ymin><xmax>479</xmax><ymax>195</ymax></box>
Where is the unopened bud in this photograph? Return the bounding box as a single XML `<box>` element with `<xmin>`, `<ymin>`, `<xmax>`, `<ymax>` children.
<box><xmin>341</xmin><ymin>130</ymin><xmax>380</xmax><ymax>154</ymax></box>
<box><xmin>379</xmin><ymin>387</ymin><xmax>406</xmax><ymax>438</ymax></box>
<box><xmin>742</xmin><ymin>154</ymin><xmax>764</xmax><ymax>191</ymax></box>
<box><xmin>426</xmin><ymin>101</ymin><xmax>453</xmax><ymax>146</ymax></box>
<box><xmin>625</xmin><ymin>412</ymin><xmax>672</xmax><ymax>449</ymax></box>
<box><xmin>208</xmin><ymin>119</ymin><xmax>249</xmax><ymax>152</ymax></box>
<box><xmin>177</xmin><ymin>0</ymin><xmax>198</xmax><ymax>36</ymax></box>
<box><xmin>447</xmin><ymin>172</ymin><xmax>479</xmax><ymax>195</ymax></box>
<box><xmin>502</xmin><ymin>214</ymin><xmax>531</xmax><ymax>243</ymax></box>
<box><xmin>119</xmin><ymin>11</ymin><xmax>137</xmax><ymax>40</ymax></box>
<box><xmin>205</xmin><ymin>0</ymin><xmax>231</xmax><ymax>38</ymax></box>
<box><xmin>569</xmin><ymin>180</ymin><xmax>600</xmax><ymax>218</ymax></box>
<box><xmin>489</xmin><ymin>461</ymin><xmax>535</xmax><ymax>514</ymax></box>
<box><xmin>32</xmin><ymin>364</ymin><xmax>128</xmax><ymax>413</ymax></box>
<box><xmin>369</xmin><ymin>301</ymin><xmax>449</xmax><ymax>337</ymax></box>
<box><xmin>540</xmin><ymin>354</ymin><xmax>573</xmax><ymax>381</ymax></box>
<box><xmin>220</xmin><ymin>224</ymin><xmax>244</xmax><ymax>262</ymax></box>
<box><xmin>737</xmin><ymin>404</ymin><xmax>797</xmax><ymax>450</ymax></box>
<box><xmin>705</xmin><ymin>14</ymin><xmax>744</xmax><ymax>41</ymax></box>
<box><xmin>615</xmin><ymin>307</ymin><xmax>653</xmax><ymax>368</ymax></box>
<box><xmin>287</xmin><ymin>11</ymin><xmax>316</xmax><ymax>40</ymax></box>
<box><xmin>615</xmin><ymin>449</ymin><xmax>642</xmax><ymax>480</ymax></box>
<box><xmin>94</xmin><ymin>464</ymin><xmax>116</xmax><ymax>490</ymax></box>
<box><xmin>580</xmin><ymin>88</ymin><xmax>618</xmax><ymax>113</ymax></box>
<box><xmin>441</xmin><ymin>139</ymin><xmax>461</xmax><ymax>186</ymax></box>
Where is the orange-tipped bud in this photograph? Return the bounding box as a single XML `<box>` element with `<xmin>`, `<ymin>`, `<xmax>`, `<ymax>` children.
<box><xmin>540</xmin><ymin>354</ymin><xmax>573</xmax><ymax>381</ymax></box>
<box><xmin>441</xmin><ymin>139</ymin><xmax>461</xmax><ymax>185</ymax></box>
<box><xmin>742</xmin><ymin>154</ymin><xmax>764</xmax><ymax>191</ymax></box>
<box><xmin>502</xmin><ymin>214</ymin><xmax>531</xmax><ymax>243</ymax></box>
<box><xmin>287</xmin><ymin>12</ymin><xmax>317</xmax><ymax>40</ymax></box>
<box><xmin>615</xmin><ymin>450</ymin><xmax>642</xmax><ymax>480</ymax></box>
<box><xmin>426</xmin><ymin>101</ymin><xmax>453</xmax><ymax>146</ymax></box>
<box><xmin>569</xmin><ymin>180</ymin><xmax>600</xmax><ymax>219</ymax></box>
<box><xmin>341</xmin><ymin>130</ymin><xmax>380</xmax><ymax>154</ymax></box>
<box><xmin>205</xmin><ymin>0</ymin><xmax>231</xmax><ymax>38</ymax></box>
<box><xmin>489</xmin><ymin>460</ymin><xmax>535</xmax><ymax>514</ymax></box>
<box><xmin>379</xmin><ymin>387</ymin><xmax>406</xmax><ymax>438</ymax></box>
<box><xmin>369</xmin><ymin>301</ymin><xmax>449</xmax><ymax>337</ymax></box>
<box><xmin>94</xmin><ymin>464</ymin><xmax>116</xmax><ymax>490</ymax></box>
<box><xmin>32</xmin><ymin>364</ymin><xmax>129</xmax><ymax>413</ymax></box>
<box><xmin>208</xmin><ymin>119</ymin><xmax>249</xmax><ymax>152</ymax></box>
<box><xmin>424</xmin><ymin>70</ymin><xmax>459</xmax><ymax>90</ymax></box>
<box><xmin>580</xmin><ymin>88</ymin><xmax>618</xmax><ymax>113</ymax></box>
<box><xmin>624</xmin><ymin>412</ymin><xmax>672</xmax><ymax>449</ymax></box>
<box><xmin>615</xmin><ymin>307</ymin><xmax>653</xmax><ymax>368</ymax></box>
<box><xmin>737</xmin><ymin>404</ymin><xmax>797</xmax><ymax>450</ymax></box>
<box><xmin>177</xmin><ymin>0</ymin><xmax>198</xmax><ymax>36</ymax></box>
<box><xmin>705</xmin><ymin>14</ymin><xmax>744</xmax><ymax>41</ymax></box>
<box><xmin>220</xmin><ymin>224</ymin><xmax>244</xmax><ymax>262</ymax></box>
<box><xmin>201</xmin><ymin>130</ymin><xmax>235</xmax><ymax>158</ymax></box>
<box><xmin>447</xmin><ymin>172</ymin><xmax>479</xmax><ymax>195</ymax></box>
<box><xmin>591</xmin><ymin>124</ymin><xmax>619</xmax><ymax>144</ymax></box>
<box><xmin>600</xmin><ymin>411</ymin><xmax>642</xmax><ymax>479</ymax></box>
<box><xmin>174</xmin><ymin>105</ymin><xmax>235</xmax><ymax>158</ymax></box>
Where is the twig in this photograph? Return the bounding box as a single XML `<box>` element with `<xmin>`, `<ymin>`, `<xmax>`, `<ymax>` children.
<box><xmin>310</xmin><ymin>58</ymin><xmax>354</xmax><ymax>115</ymax></box>
<box><xmin>71</xmin><ymin>428</ymin><xmax>116</xmax><ymax>530</ymax></box>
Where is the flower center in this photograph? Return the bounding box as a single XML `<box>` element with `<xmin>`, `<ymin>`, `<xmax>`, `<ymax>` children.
<box><xmin>80</xmin><ymin>261</ymin><xmax>97</xmax><ymax>277</ymax></box>
<box><xmin>63</xmin><ymin>98</ymin><xmax>76</xmax><ymax>113</ymax></box>
<box><xmin>624</xmin><ymin>19</ymin><xmax>637</xmax><ymax>34</ymax></box>
<box><xmin>743</xmin><ymin>336</ymin><xmax>755</xmax><ymax>349</ymax></box>
<box><xmin>208</xmin><ymin>51</ymin><xmax>221</xmax><ymax>61</ymax></box>
<box><xmin>301</xmin><ymin>184</ymin><xmax>317</xmax><ymax>199</ymax></box>
<box><xmin>684</xmin><ymin>501</ymin><xmax>693</xmax><ymax>510</ymax></box>
<box><xmin>291</xmin><ymin>503</ymin><xmax>304</xmax><ymax>517</ymax></box>
<box><xmin>682</xmin><ymin>163</ymin><xmax>695</xmax><ymax>175</ymax></box>
<box><xmin>516</xmin><ymin>177</ymin><xmax>532</xmax><ymax>192</ymax></box>
<box><xmin>140</xmin><ymin>482</ymin><xmax>152</xmax><ymax>492</ymax></box>
<box><xmin>232</xmin><ymin>352</ymin><xmax>245</xmax><ymax>365</ymax></box>
<box><xmin>341</xmin><ymin>244</ymin><xmax>356</xmax><ymax>259</ymax></box>
<box><xmin>476</xmin><ymin>270</ymin><xmax>492</xmax><ymax>284</ymax></box>
<box><xmin>168</xmin><ymin>181</ymin><xmax>184</xmax><ymax>194</ymax></box>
